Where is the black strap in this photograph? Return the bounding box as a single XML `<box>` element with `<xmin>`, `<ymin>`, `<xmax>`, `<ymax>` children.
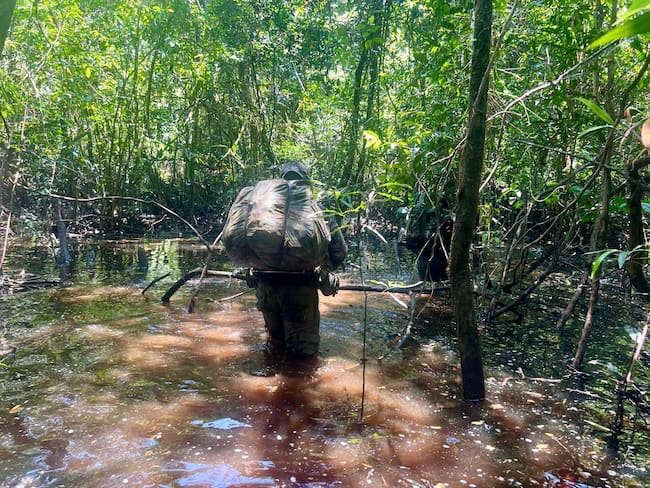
<box><xmin>253</xmin><ymin>269</ymin><xmax>318</xmax><ymax>286</ymax></box>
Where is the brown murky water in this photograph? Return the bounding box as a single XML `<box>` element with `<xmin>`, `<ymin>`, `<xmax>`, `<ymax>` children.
<box><xmin>0</xmin><ymin>240</ymin><xmax>642</xmax><ymax>487</ymax></box>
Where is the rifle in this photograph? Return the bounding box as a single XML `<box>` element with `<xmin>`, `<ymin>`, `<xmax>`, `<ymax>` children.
<box><xmin>156</xmin><ymin>268</ymin><xmax>446</xmax><ymax>303</ymax></box>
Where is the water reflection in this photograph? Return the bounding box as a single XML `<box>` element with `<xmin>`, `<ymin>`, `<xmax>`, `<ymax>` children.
<box><xmin>0</xmin><ymin>240</ymin><xmax>643</xmax><ymax>487</ymax></box>
<box><xmin>162</xmin><ymin>462</ymin><xmax>275</xmax><ymax>488</ymax></box>
<box><xmin>2</xmin><ymin>238</ymin><xmax>223</xmax><ymax>289</ymax></box>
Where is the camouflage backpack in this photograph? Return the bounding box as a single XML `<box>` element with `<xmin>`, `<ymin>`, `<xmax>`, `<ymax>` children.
<box><xmin>222</xmin><ymin>179</ymin><xmax>331</xmax><ymax>271</ymax></box>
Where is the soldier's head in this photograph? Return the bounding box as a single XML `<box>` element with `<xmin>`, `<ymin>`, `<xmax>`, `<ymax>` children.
<box><xmin>280</xmin><ymin>161</ymin><xmax>310</xmax><ymax>181</ymax></box>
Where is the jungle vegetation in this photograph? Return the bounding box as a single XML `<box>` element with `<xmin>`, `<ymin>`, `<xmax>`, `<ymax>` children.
<box><xmin>1</xmin><ymin>0</ymin><xmax>650</xmax><ymax>454</ymax></box>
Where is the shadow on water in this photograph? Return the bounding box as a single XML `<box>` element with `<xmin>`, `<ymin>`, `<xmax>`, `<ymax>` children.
<box><xmin>0</xmin><ymin>239</ymin><xmax>647</xmax><ymax>487</ymax></box>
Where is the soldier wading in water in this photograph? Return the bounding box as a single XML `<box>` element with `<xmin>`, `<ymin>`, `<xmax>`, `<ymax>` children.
<box><xmin>222</xmin><ymin>162</ymin><xmax>347</xmax><ymax>358</ymax></box>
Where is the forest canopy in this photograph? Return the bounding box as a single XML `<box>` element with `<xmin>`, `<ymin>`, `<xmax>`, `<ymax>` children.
<box><xmin>0</xmin><ymin>0</ymin><xmax>646</xmax><ymax>226</ymax></box>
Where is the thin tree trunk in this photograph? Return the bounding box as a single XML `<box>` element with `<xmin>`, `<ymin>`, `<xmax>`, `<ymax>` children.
<box><xmin>573</xmin><ymin>0</ymin><xmax>621</xmax><ymax>370</ymax></box>
<box><xmin>625</xmin><ymin>156</ymin><xmax>650</xmax><ymax>293</ymax></box>
<box><xmin>340</xmin><ymin>45</ymin><xmax>368</xmax><ymax>186</ymax></box>
<box><xmin>448</xmin><ymin>0</ymin><xmax>492</xmax><ymax>402</ymax></box>
<box><xmin>559</xmin><ymin>52</ymin><xmax>650</xmax><ymax>333</ymax></box>
<box><xmin>55</xmin><ymin>200</ymin><xmax>71</xmax><ymax>266</ymax></box>
<box><xmin>355</xmin><ymin>0</ymin><xmax>391</xmax><ymax>185</ymax></box>
<box><xmin>556</xmin><ymin>272</ymin><xmax>589</xmax><ymax>331</ymax></box>
<box><xmin>0</xmin><ymin>173</ymin><xmax>18</xmax><ymax>281</ymax></box>
<box><xmin>573</xmin><ymin>140</ymin><xmax>612</xmax><ymax>370</ymax></box>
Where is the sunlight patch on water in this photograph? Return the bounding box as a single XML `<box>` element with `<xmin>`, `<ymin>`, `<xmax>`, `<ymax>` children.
<box><xmin>81</xmin><ymin>324</ymin><xmax>126</xmax><ymax>341</ymax></box>
<box><xmin>59</xmin><ymin>286</ymin><xmax>138</xmax><ymax>303</ymax></box>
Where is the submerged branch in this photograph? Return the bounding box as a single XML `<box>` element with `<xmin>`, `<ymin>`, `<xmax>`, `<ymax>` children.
<box><xmin>161</xmin><ymin>268</ymin><xmax>236</xmax><ymax>303</ymax></box>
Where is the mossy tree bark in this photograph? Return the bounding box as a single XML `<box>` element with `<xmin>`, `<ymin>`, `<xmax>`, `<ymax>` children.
<box><xmin>449</xmin><ymin>0</ymin><xmax>492</xmax><ymax>402</ymax></box>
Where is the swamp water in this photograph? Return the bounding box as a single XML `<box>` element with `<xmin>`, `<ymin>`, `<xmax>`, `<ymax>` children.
<box><xmin>0</xmin><ymin>239</ymin><xmax>647</xmax><ymax>487</ymax></box>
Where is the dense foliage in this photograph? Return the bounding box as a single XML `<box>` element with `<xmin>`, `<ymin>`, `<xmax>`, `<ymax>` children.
<box><xmin>0</xmin><ymin>1</ymin><xmax>647</xmax><ymax>222</ymax></box>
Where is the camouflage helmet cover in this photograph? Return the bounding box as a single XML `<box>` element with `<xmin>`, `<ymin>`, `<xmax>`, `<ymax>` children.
<box><xmin>280</xmin><ymin>161</ymin><xmax>310</xmax><ymax>180</ymax></box>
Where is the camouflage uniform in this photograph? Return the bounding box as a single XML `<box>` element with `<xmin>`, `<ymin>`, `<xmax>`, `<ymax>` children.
<box><xmin>253</xmin><ymin>162</ymin><xmax>347</xmax><ymax>358</ymax></box>
<box><xmin>403</xmin><ymin>194</ymin><xmax>453</xmax><ymax>282</ymax></box>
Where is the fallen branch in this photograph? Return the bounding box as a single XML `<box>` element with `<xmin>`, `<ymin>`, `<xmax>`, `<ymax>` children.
<box><xmin>0</xmin><ymin>275</ymin><xmax>60</xmax><ymax>293</ymax></box>
<box><xmin>378</xmin><ymin>292</ymin><xmax>416</xmax><ymax>361</ymax></box>
<box><xmin>160</xmin><ymin>268</ymin><xmax>448</xmax><ymax>303</ymax></box>
<box><xmin>565</xmin><ymin>388</ymin><xmax>605</xmax><ymax>400</ymax></box>
<box><xmin>339</xmin><ymin>283</ymin><xmax>447</xmax><ymax>294</ymax></box>
<box><xmin>161</xmin><ymin>268</ymin><xmax>236</xmax><ymax>303</ymax></box>
<box><xmin>485</xmin><ymin>259</ymin><xmax>556</xmax><ymax>322</ymax></box>
<box><xmin>187</xmin><ymin>232</ymin><xmax>223</xmax><ymax>313</ymax></box>
<box><xmin>214</xmin><ymin>288</ymin><xmax>255</xmax><ymax>303</ymax></box>
<box><xmin>142</xmin><ymin>272</ymin><xmax>170</xmax><ymax>295</ymax></box>
<box><xmin>556</xmin><ymin>272</ymin><xmax>589</xmax><ymax>331</ymax></box>
<box><xmin>516</xmin><ymin>366</ymin><xmax>562</xmax><ymax>383</ymax></box>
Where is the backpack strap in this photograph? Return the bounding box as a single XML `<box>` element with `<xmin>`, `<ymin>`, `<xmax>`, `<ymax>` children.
<box><xmin>277</xmin><ymin>180</ymin><xmax>293</xmax><ymax>268</ymax></box>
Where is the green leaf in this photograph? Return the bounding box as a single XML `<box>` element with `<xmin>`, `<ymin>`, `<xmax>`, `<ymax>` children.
<box><xmin>610</xmin><ymin>196</ymin><xmax>628</xmax><ymax>213</ymax></box>
<box><xmin>362</xmin><ymin>130</ymin><xmax>382</xmax><ymax>150</ymax></box>
<box><xmin>576</xmin><ymin>97</ymin><xmax>615</xmax><ymax>125</ymax></box>
<box><xmin>378</xmin><ymin>182</ymin><xmax>413</xmax><ymax>190</ymax></box>
<box><xmin>625</xmin><ymin>0</ymin><xmax>650</xmax><ymax>19</ymax></box>
<box><xmin>642</xmin><ymin>202</ymin><xmax>650</xmax><ymax>214</ymax></box>
<box><xmin>617</xmin><ymin>251</ymin><xmax>628</xmax><ymax>269</ymax></box>
<box><xmin>578</xmin><ymin>124</ymin><xmax>612</xmax><ymax>139</ymax></box>
<box><xmin>591</xmin><ymin>249</ymin><xmax>618</xmax><ymax>278</ymax></box>
<box><xmin>590</xmin><ymin>11</ymin><xmax>650</xmax><ymax>48</ymax></box>
<box><xmin>376</xmin><ymin>192</ymin><xmax>404</xmax><ymax>202</ymax></box>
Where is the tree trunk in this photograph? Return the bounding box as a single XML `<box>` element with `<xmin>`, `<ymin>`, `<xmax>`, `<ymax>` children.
<box><xmin>556</xmin><ymin>272</ymin><xmax>588</xmax><ymax>331</ymax></box>
<box><xmin>355</xmin><ymin>0</ymin><xmax>391</xmax><ymax>185</ymax></box>
<box><xmin>625</xmin><ymin>156</ymin><xmax>650</xmax><ymax>293</ymax></box>
<box><xmin>448</xmin><ymin>0</ymin><xmax>492</xmax><ymax>402</ymax></box>
<box><xmin>573</xmin><ymin>0</ymin><xmax>618</xmax><ymax>370</ymax></box>
<box><xmin>573</xmin><ymin>140</ymin><xmax>612</xmax><ymax>370</ymax></box>
<box><xmin>339</xmin><ymin>44</ymin><xmax>368</xmax><ymax>186</ymax></box>
<box><xmin>55</xmin><ymin>201</ymin><xmax>71</xmax><ymax>266</ymax></box>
